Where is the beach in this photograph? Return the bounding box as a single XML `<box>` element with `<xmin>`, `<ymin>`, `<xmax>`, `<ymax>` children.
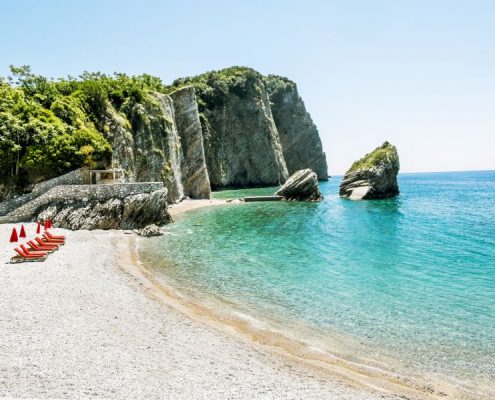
<box><xmin>0</xmin><ymin>217</ymin><xmax>464</xmax><ymax>399</ymax></box>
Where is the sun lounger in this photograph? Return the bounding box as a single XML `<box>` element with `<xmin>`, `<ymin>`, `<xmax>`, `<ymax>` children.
<box><xmin>44</xmin><ymin>231</ymin><xmax>66</xmax><ymax>240</ymax></box>
<box><xmin>36</xmin><ymin>237</ymin><xmax>64</xmax><ymax>247</ymax></box>
<box><xmin>27</xmin><ymin>240</ymin><xmax>58</xmax><ymax>252</ymax></box>
<box><xmin>20</xmin><ymin>244</ymin><xmax>50</xmax><ymax>256</ymax></box>
<box><xmin>10</xmin><ymin>247</ymin><xmax>48</xmax><ymax>263</ymax></box>
<box><xmin>42</xmin><ymin>234</ymin><xmax>65</xmax><ymax>244</ymax></box>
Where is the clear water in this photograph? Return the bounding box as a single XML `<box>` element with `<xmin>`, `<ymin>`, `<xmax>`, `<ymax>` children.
<box><xmin>140</xmin><ymin>171</ymin><xmax>495</xmax><ymax>389</ymax></box>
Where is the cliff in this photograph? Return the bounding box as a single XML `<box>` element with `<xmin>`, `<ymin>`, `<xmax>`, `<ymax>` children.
<box><xmin>266</xmin><ymin>76</ymin><xmax>328</xmax><ymax>180</ymax></box>
<box><xmin>1</xmin><ymin>66</ymin><xmax>328</xmax><ymax>207</ymax></box>
<box><xmin>339</xmin><ymin>142</ymin><xmax>400</xmax><ymax>200</ymax></box>
<box><xmin>170</xmin><ymin>67</ymin><xmax>328</xmax><ymax>189</ymax></box>
<box><xmin>169</xmin><ymin>87</ymin><xmax>211</xmax><ymax>198</ymax></box>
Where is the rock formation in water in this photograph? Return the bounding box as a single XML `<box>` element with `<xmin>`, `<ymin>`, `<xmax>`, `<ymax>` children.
<box><xmin>275</xmin><ymin>169</ymin><xmax>323</xmax><ymax>201</ymax></box>
<box><xmin>37</xmin><ymin>188</ymin><xmax>172</xmax><ymax>230</ymax></box>
<box><xmin>266</xmin><ymin>76</ymin><xmax>328</xmax><ymax>180</ymax></box>
<box><xmin>339</xmin><ymin>142</ymin><xmax>400</xmax><ymax>200</ymax></box>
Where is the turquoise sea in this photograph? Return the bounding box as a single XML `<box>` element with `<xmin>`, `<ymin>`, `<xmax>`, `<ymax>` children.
<box><xmin>140</xmin><ymin>171</ymin><xmax>495</xmax><ymax>395</ymax></box>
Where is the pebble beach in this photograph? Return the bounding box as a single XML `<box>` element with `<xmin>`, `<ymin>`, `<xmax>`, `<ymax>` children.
<box><xmin>0</xmin><ymin>220</ymin><xmax>440</xmax><ymax>399</ymax></box>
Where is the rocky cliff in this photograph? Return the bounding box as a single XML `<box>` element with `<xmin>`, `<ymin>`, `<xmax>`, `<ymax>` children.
<box><xmin>198</xmin><ymin>71</ymin><xmax>289</xmax><ymax>188</ymax></box>
<box><xmin>170</xmin><ymin>87</ymin><xmax>211</xmax><ymax>198</ymax></box>
<box><xmin>103</xmin><ymin>93</ymin><xmax>184</xmax><ymax>203</ymax></box>
<box><xmin>339</xmin><ymin>142</ymin><xmax>400</xmax><ymax>200</ymax></box>
<box><xmin>266</xmin><ymin>76</ymin><xmax>328</xmax><ymax>180</ymax></box>
<box><xmin>1</xmin><ymin>66</ymin><xmax>328</xmax><ymax>207</ymax></box>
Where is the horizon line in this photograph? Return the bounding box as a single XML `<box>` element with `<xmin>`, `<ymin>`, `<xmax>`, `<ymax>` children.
<box><xmin>327</xmin><ymin>168</ymin><xmax>495</xmax><ymax>177</ymax></box>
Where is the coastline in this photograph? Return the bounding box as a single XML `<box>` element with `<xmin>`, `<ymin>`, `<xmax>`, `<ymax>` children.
<box><xmin>127</xmin><ymin>204</ymin><xmax>479</xmax><ymax>400</ymax></box>
<box><xmin>167</xmin><ymin>198</ymin><xmax>231</xmax><ymax>220</ymax></box>
<box><xmin>0</xmin><ymin>221</ymin><xmax>394</xmax><ymax>399</ymax></box>
<box><xmin>0</xmin><ymin>211</ymin><xmax>488</xmax><ymax>399</ymax></box>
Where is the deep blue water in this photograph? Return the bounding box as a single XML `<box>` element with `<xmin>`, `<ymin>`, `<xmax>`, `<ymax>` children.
<box><xmin>140</xmin><ymin>171</ymin><xmax>495</xmax><ymax>388</ymax></box>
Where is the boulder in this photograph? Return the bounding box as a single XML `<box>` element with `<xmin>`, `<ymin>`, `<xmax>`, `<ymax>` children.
<box><xmin>134</xmin><ymin>224</ymin><xmax>163</xmax><ymax>237</ymax></box>
<box><xmin>275</xmin><ymin>169</ymin><xmax>323</xmax><ymax>201</ymax></box>
<box><xmin>339</xmin><ymin>142</ymin><xmax>399</xmax><ymax>200</ymax></box>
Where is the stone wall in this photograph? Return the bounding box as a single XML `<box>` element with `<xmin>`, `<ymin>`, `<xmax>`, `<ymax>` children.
<box><xmin>0</xmin><ymin>182</ymin><xmax>163</xmax><ymax>223</ymax></box>
<box><xmin>0</xmin><ymin>168</ymin><xmax>89</xmax><ymax>217</ymax></box>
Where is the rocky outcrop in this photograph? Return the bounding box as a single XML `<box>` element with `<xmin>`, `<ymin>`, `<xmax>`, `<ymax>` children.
<box><xmin>339</xmin><ymin>142</ymin><xmax>400</xmax><ymax>200</ymax></box>
<box><xmin>275</xmin><ymin>169</ymin><xmax>323</xmax><ymax>201</ymax></box>
<box><xmin>266</xmin><ymin>76</ymin><xmax>328</xmax><ymax>180</ymax></box>
<box><xmin>170</xmin><ymin>86</ymin><xmax>211</xmax><ymax>199</ymax></box>
<box><xmin>199</xmin><ymin>71</ymin><xmax>289</xmax><ymax>188</ymax></box>
<box><xmin>37</xmin><ymin>188</ymin><xmax>172</xmax><ymax>230</ymax></box>
<box><xmin>134</xmin><ymin>224</ymin><xmax>163</xmax><ymax>237</ymax></box>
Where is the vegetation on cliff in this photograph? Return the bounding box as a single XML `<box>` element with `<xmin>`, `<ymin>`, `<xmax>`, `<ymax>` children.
<box><xmin>0</xmin><ymin>65</ymin><xmax>166</xmax><ymax>186</ymax></box>
<box><xmin>348</xmin><ymin>141</ymin><xmax>399</xmax><ymax>172</ymax></box>
<box><xmin>0</xmin><ymin>65</ymin><xmax>327</xmax><ymax>196</ymax></box>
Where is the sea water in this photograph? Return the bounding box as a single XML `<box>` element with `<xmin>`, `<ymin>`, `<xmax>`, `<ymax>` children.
<box><xmin>140</xmin><ymin>171</ymin><xmax>495</xmax><ymax>392</ymax></box>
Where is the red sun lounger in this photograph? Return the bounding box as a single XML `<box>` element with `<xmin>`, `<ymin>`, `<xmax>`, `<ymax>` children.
<box><xmin>11</xmin><ymin>247</ymin><xmax>47</xmax><ymax>263</ymax></box>
<box><xmin>28</xmin><ymin>240</ymin><xmax>58</xmax><ymax>252</ymax></box>
<box><xmin>44</xmin><ymin>231</ymin><xmax>66</xmax><ymax>240</ymax></box>
<box><xmin>36</xmin><ymin>237</ymin><xmax>64</xmax><ymax>247</ymax></box>
<box><xmin>42</xmin><ymin>234</ymin><xmax>65</xmax><ymax>244</ymax></box>
<box><xmin>20</xmin><ymin>244</ymin><xmax>49</xmax><ymax>256</ymax></box>
<box><xmin>14</xmin><ymin>247</ymin><xmax>47</xmax><ymax>258</ymax></box>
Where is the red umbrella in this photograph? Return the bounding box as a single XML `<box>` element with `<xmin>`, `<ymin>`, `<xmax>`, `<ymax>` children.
<box><xmin>36</xmin><ymin>222</ymin><xmax>41</xmax><ymax>234</ymax></box>
<box><xmin>10</xmin><ymin>228</ymin><xmax>18</xmax><ymax>242</ymax></box>
<box><xmin>19</xmin><ymin>224</ymin><xmax>26</xmax><ymax>238</ymax></box>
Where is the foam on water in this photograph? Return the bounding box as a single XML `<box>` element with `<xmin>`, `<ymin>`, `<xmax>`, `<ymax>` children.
<box><xmin>140</xmin><ymin>171</ymin><xmax>495</xmax><ymax>394</ymax></box>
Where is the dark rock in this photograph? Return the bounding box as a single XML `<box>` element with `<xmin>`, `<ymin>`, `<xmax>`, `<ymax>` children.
<box><xmin>339</xmin><ymin>142</ymin><xmax>400</xmax><ymax>200</ymax></box>
<box><xmin>134</xmin><ymin>224</ymin><xmax>163</xmax><ymax>237</ymax></box>
<box><xmin>36</xmin><ymin>188</ymin><xmax>172</xmax><ymax>230</ymax></box>
<box><xmin>275</xmin><ymin>169</ymin><xmax>323</xmax><ymax>201</ymax></box>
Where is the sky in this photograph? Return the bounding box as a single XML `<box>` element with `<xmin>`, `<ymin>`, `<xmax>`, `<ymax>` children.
<box><xmin>1</xmin><ymin>0</ymin><xmax>494</xmax><ymax>174</ymax></box>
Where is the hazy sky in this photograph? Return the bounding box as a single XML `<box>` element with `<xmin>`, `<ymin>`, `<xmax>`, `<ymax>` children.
<box><xmin>1</xmin><ymin>0</ymin><xmax>493</xmax><ymax>174</ymax></box>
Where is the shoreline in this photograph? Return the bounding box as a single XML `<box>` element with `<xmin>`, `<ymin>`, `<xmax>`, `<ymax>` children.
<box><xmin>167</xmin><ymin>198</ymin><xmax>232</xmax><ymax>220</ymax></box>
<box><xmin>0</xmin><ymin>221</ymin><xmax>396</xmax><ymax>399</ymax></box>
<box><xmin>0</xmin><ymin>207</ymin><xmax>490</xmax><ymax>399</ymax></box>
<box><xmin>122</xmin><ymin>201</ymin><xmax>467</xmax><ymax>399</ymax></box>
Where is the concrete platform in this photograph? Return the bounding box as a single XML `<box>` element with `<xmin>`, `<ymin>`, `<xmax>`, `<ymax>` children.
<box><xmin>243</xmin><ymin>196</ymin><xmax>284</xmax><ymax>202</ymax></box>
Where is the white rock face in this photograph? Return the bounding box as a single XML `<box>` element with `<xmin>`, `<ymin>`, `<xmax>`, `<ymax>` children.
<box><xmin>170</xmin><ymin>86</ymin><xmax>211</xmax><ymax>199</ymax></box>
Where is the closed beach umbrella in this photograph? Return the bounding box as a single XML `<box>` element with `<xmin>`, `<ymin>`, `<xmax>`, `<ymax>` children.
<box><xmin>36</xmin><ymin>222</ymin><xmax>41</xmax><ymax>234</ymax></box>
<box><xmin>20</xmin><ymin>225</ymin><xmax>26</xmax><ymax>238</ymax></box>
<box><xmin>10</xmin><ymin>228</ymin><xmax>18</xmax><ymax>242</ymax></box>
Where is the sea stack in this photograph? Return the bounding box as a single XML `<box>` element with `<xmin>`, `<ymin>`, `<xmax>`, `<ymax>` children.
<box><xmin>275</xmin><ymin>169</ymin><xmax>323</xmax><ymax>201</ymax></box>
<box><xmin>339</xmin><ymin>142</ymin><xmax>400</xmax><ymax>200</ymax></box>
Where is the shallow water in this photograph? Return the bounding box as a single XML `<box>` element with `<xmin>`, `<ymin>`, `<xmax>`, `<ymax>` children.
<box><xmin>140</xmin><ymin>171</ymin><xmax>495</xmax><ymax>392</ymax></box>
